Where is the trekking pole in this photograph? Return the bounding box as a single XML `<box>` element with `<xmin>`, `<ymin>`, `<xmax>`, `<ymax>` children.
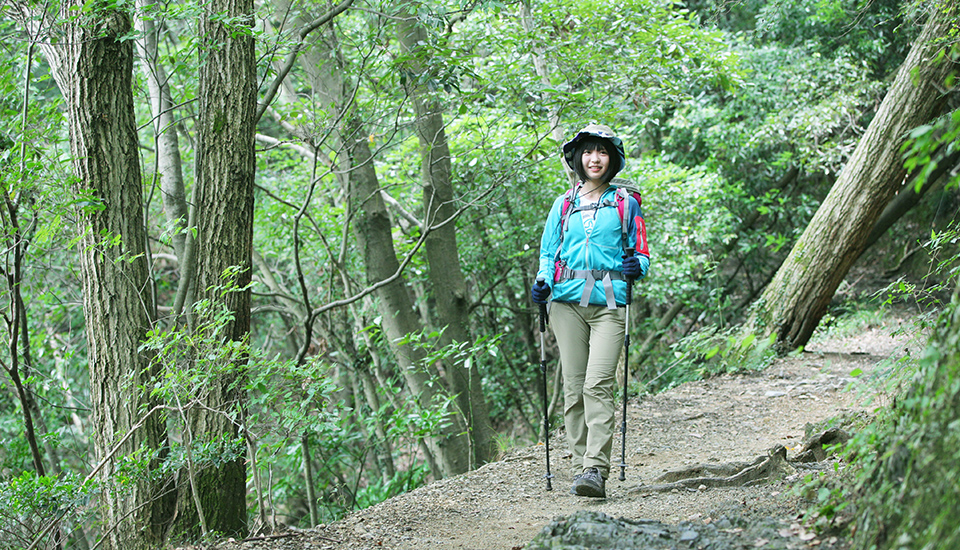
<box><xmin>619</xmin><ymin>248</ymin><xmax>635</xmax><ymax>482</ymax></box>
<box><xmin>536</xmin><ymin>277</ymin><xmax>553</xmax><ymax>491</ymax></box>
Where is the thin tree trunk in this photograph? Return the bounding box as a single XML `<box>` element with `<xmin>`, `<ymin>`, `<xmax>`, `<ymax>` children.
<box><xmin>396</xmin><ymin>7</ymin><xmax>496</xmax><ymax>468</ymax></box>
<box><xmin>520</xmin><ymin>0</ymin><xmax>575</xmax><ymax>184</ymax></box>
<box><xmin>135</xmin><ymin>4</ymin><xmax>195</xmax><ymax>315</ymax></box>
<box><xmin>356</xmin><ymin>360</ymin><xmax>398</xmax><ymax>482</ymax></box>
<box><xmin>273</xmin><ymin>5</ymin><xmax>473</xmax><ymax>477</ymax></box>
<box><xmin>749</xmin><ymin>5</ymin><xmax>959</xmax><ymax>352</ymax></box>
<box><xmin>345</xmin><ymin>114</ymin><xmax>473</xmax><ymax>476</ymax></box>
<box><xmin>3</xmin><ymin>37</ymin><xmax>56</xmax><ymax>481</ymax></box>
<box><xmin>301</xmin><ymin>435</ymin><xmax>319</xmax><ymax>526</ymax></box>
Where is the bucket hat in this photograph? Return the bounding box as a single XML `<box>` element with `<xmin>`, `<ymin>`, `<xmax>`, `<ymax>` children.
<box><xmin>562</xmin><ymin>124</ymin><xmax>626</xmax><ymax>177</ymax></box>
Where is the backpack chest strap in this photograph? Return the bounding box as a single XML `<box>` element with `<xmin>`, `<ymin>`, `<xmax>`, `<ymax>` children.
<box><xmin>569</xmin><ymin>199</ymin><xmax>618</xmax><ymax>214</ymax></box>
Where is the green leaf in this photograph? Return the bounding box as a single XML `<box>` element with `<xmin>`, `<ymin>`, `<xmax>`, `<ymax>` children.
<box><xmin>705</xmin><ymin>345</ymin><xmax>720</xmax><ymax>359</ymax></box>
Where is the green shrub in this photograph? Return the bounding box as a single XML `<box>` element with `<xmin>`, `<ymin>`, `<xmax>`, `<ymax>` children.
<box><xmin>805</xmin><ymin>223</ymin><xmax>960</xmax><ymax>549</ymax></box>
<box><xmin>847</xmin><ymin>294</ymin><xmax>960</xmax><ymax>550</ymax></box>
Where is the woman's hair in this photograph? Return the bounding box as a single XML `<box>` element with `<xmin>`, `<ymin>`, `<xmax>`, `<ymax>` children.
<box><xmin>572</xmin><ymin>136</ymin><xmax>617</xmax><ymax>184</ymax></box>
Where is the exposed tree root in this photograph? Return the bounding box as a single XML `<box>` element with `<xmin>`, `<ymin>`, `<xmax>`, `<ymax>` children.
<box><xmin>631</xmin><ymin>429</ymin><xmax>850</xmax><ymax>494</ymax></box>
<box><xmin>792</xmin><ymin>427</ymin><xmax>850</xmax><ymax>463</ymax></box>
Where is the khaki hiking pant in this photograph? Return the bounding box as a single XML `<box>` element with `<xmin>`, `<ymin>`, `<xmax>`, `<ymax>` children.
<box><xmin>550</xmin><ymin>302</ymin><xmax>625</xmax><ymax>480</ymax></box>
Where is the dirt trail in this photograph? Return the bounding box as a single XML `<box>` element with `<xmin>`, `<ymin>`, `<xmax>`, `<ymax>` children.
<box><xmin>212</xmin><ymin>317</ymin><xmax>917</xmax><ymax>550</ymax></box>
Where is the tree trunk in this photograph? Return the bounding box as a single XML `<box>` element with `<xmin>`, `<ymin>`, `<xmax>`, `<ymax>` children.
<box><xmin>135</xmin><ymin>4</ymin><xmax>194</xmax><ymax>314</ymax></box>
<box><xmin>519</xmin><ymin>0</ymin><xmax>575</xmax><ymax>184</ymax></box>
<box><xmin>344</xmin><ymin>114</ymin><xmax>473</xmax><ymax>476</ymax></box>
<box><xmin>42</xmin><ymin>5</ymin><xmax>173</xmax><ymax>549</ymax></box>
<box><xmin>171</xmin><ymin>0</ymin><xmax>256</xmax><ymax>538</ymax></box>
<box><xmin>396</xmin><ymin>9</ymin><xmax>496</xmax><ymax>467</ymax></box>
<box><xmin>270</xmin><ymin>7</ymin><xmax>473</xmax><ymax>477</ymax></box>
<box><xmin>749</xmin><ymin>5</ymin><xmax>959</xmax><ymax>352</ymax></box>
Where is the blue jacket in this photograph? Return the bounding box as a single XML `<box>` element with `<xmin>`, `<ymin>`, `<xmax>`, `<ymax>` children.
<box><xmin>537</xmin><ymin>185</ymin><xmax>650</xmax><ymax>307</ymax></box>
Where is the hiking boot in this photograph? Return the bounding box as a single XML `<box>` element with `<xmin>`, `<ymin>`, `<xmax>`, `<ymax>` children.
<box><xmin>573</xmin><ymin>467</ymin><xmax>606</xmax><ymax>498</ymax></box>
<box><xmin>569</xmin><ymin>472</ymin><xmax>583</xmax><ymax>495</ymax></box>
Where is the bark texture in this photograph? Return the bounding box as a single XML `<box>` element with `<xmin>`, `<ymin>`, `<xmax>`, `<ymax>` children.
<box><xmin>46</xmin><ymin>6</ymin><xmax>173</xmax><ymax>549</ymax></box>
<box><xmin>171</xmin><ymin>0</ymin><xmax>256</xmax><ymax>538</ymax></box>
<box><xmin>751</xmin><ymin>5</ymin><xmax>959</xmax><ymax>351</ymax></box>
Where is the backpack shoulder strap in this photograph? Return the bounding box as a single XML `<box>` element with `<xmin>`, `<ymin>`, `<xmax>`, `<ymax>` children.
<box><xmin>558</xmin><ymin>182</ymin><xmax>582</xmax><ymax>240</ymax></box>
<box><xmin>613</xmin><ymin>181</ymin><xmax>643</xmax><ymax>252</ymax></box>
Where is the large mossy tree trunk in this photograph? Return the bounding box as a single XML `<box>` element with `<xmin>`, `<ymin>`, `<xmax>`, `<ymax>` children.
<box><xmin>171</xmin><ymin>0</ymin><xmax>256</xmax><ymax>539</ymax></box>
<box><xmin>44</xmin><ymin>5</ymin><xmax>174</xmax><ymax>549</ymax></box>
<box><xmin>749</xmin><ymin>5</ymin><xmax>958</xmax><ymax>352</ymax></box>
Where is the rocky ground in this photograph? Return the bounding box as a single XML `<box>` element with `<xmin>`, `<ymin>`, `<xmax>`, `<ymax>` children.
<box><xmin>202</xmin><ymin>313</ymin><xmax>921</xmax><ymax>550</ymax></box>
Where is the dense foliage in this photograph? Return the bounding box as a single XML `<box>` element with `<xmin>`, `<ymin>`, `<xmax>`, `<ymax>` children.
<box><xmin>848</xmin><ymin>235</ymin><xmax>960</xmax><ymax>550</ymax></box>
<box><xmin>0</xmin><ymin>0</ymin><xmax>955</xmax><ymax>547</ymax></box>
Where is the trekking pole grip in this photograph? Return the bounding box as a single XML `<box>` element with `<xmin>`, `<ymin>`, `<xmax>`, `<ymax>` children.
<box><xmin>623</xmin><ymin>248</ymin><xmax>635</xmax><ymax>304</ymax></box>
<box><xmin>536</xmin><ymin>277</ymin><xmax>547</xmax><ymax>332</ymax></box>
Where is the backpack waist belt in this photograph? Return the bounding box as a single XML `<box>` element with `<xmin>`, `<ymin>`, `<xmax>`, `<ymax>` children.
<box><xmin>555</xmin><ymin>267</ymin><xmax>624</xmax><ymax>309</ymax></box>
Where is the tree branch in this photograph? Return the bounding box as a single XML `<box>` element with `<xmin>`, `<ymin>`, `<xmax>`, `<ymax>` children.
<box><xmin>255</xmin><ymin>0</ymin><xmax>356</xmax><ymax>123</ymax></box>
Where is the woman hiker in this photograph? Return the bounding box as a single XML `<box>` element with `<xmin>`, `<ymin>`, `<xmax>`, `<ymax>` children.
<box><xmin>531</xmin><ymin>123</ymin><xmax>650</xmax><ymax>498</ymax></box>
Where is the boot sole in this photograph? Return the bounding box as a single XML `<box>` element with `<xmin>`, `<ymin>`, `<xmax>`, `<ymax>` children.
<box><xmin>573</xmin><ymin>483</ymin><xmax>606</xmax><ymax>498</ymax></box>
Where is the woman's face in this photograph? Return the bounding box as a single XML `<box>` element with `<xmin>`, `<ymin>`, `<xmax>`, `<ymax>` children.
<box><xmin>581</xmin><ymin>146</ymin><xmax>610</xmax><ymax>183</ymax></box>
